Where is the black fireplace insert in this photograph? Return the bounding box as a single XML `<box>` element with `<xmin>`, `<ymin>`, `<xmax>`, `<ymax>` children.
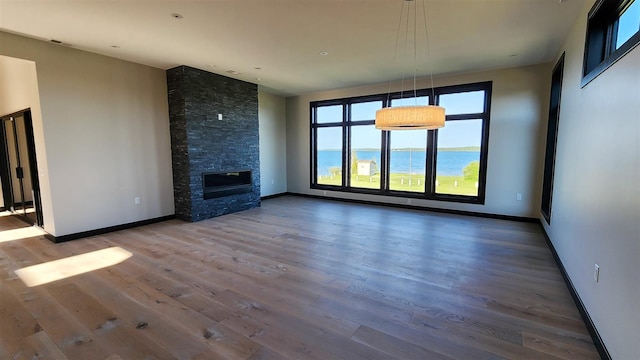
<box><xmin>202</xmin><ymin>170</ymin><xmax>252</xmax><ymax>199</ymax></box>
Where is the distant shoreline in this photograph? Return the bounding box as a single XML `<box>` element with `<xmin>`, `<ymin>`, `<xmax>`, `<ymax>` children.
<box><xmin>317</xmin><ymin>148</ymin><xmax>479</xmax><ymax>176</ymax></box>
<box><xmin>392</xmin><ymin>146</ymin><xmax>480</xmax><ymax>152</ymax></box>
<box><xmin>318</xmin><ymin>146</ymin><xmax>480</xmax><ymax>152</ymax></box>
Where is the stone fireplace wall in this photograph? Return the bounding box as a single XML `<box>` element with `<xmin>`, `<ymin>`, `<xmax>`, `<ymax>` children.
<box><xmin>167</xmin><ymin>65</ymin><xmax>260</xmax><ymax>222</ymax></box>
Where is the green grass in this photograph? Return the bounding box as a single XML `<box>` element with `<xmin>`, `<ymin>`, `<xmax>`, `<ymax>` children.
<box><xmin>434</xmin><ymin>175</ymin><xmax>478</xmax><ymax>196</ymax></box>
<box><xmin>317</xmin><ymin>173</ymin><xmax>478</xmax><ymax>196</ymax></box>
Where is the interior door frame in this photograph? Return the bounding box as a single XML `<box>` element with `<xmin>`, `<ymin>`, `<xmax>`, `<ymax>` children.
<box><xmin>541</xmin><ymin>53</ymin><xmax>565</xmax><ymax>224</ymax></box>
<box><xmin>0</xmin><ymin>109</ymin><xmax>44</xmax><ymax>226</ymax></box>
<box><xmin>0</xmin><ymin>117</ymin><xmax>13</xmax><ymax>212</ymax></box>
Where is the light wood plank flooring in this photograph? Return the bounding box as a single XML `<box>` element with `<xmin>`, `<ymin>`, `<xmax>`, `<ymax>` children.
<box><xmin>0</xmin><ymin>196</ymin><xmax>600</xmax><ymax>359</ymax></box>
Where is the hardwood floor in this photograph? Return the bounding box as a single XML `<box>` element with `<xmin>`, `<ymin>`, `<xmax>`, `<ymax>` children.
<box><xmin>0</xmin><ymin>196</ymin><xmax>600</xmax><ymax>359</ymax></box>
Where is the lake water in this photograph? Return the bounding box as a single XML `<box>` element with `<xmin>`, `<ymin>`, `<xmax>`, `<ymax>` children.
<box><xmin>317</xmin><ymin>150</ymin><xmax>479</xmax><ymax>177</ymax></box>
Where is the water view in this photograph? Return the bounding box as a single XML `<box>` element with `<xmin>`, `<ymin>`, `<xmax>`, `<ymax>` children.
<box><xmin>317</xmin><ymin>149</ymin><xmax>479</xmax><ymax>177</ymax></box>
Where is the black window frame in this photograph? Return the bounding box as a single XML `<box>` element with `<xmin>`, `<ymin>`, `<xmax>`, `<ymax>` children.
<box><xmin>310</xmin><ymin>81</ymin><xmax>492</xmax><ymax>205</ymax></box>
<box><xmin>582</xmin><ymin>0</ymin><xmax>640</xmax><ymax>86</ymax></box>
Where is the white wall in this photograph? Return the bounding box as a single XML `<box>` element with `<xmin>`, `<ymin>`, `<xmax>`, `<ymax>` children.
<box><xmin>286</xmin><ymin>64</ymin><xmax>551</xmax><ymax>218</ymax></box>
<box><xmin>258</xmin><ymin>89</ymin><xmax>287</xmax><ymax>197</ymax></box>
<box><xmin>542</xmin><ymin>1</ymin><xmax>640</xmax><ymax>358</ymax></box>
<box><xmin>0</xmin><ymin>32</ymin><xmax>174</xmax><ymax>237</ymax></box>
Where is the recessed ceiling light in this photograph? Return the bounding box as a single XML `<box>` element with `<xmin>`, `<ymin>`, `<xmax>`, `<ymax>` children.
<box><xmin>509</xmin><ymin>53</ymin><xmax>518</xmax><ymax>57</ymax></box>
<box><xmin>50</xmin><ymin>39</ymin><xmax>72</xmax><ymax>47</ymax></box>
<box><xmin>171</xmin><ymin>13</ymin><xmax>183</xmax><ymax>19</ymax></box>
<box><xmin>110</xmin><ymin>45</ymin><xmax>120</xmax><ymax>49</ymax></box>
<box><xmin>254</xmin><ymin>67</ymin><xmax>262</xmax><ymax>70</ymax></box>
<box><xmin>226</xmin><ymin>70</ymin><xmax>242</xmax><ymax>76</ymax></box>
<box><xmin>320</xmin><ymin>51</ymin><xmax>329</xmax><ymax>56</ymax></box>
<box><xmin>256</xmin><ymin>78</ymin><xmax>262</xmax><ymax>81</ymax></box>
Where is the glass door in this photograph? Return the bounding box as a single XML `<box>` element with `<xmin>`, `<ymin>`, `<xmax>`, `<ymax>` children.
<box><xmin>0</xmin><ymin>110</ymin><xmax>43</xmax><ymax>226</ymax></box>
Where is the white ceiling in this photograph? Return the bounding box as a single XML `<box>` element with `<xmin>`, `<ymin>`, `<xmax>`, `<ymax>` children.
<box><xmin>0</xmin><ymin>0</ymin><xmax>586</xmax><ymax>96</ymax></box>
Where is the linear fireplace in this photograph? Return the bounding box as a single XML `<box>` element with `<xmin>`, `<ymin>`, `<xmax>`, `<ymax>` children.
<box><xmin>168</xmin><ymin>66</ymin><xmax>260</xmax><ymax>221</ymax></box>
<box><xmin>202</xmin><ymin>170</ymin><xmax>252</xmax><ymax>200</ymax></box>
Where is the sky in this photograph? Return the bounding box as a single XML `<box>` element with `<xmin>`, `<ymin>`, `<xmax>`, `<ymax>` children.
<box><xmin>317</xmin><ymin>90</ymin><xmax>484</xmax><ymax>149</ymax></box>
<box><xmin>617</xmin><ymin>0</ymin><xmax>640</xmax><ymax>49</ymax></box>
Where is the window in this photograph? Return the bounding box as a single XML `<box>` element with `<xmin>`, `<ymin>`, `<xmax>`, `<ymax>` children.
<box><xmin>388</xmin><ymin>96</ymin><xmax>428</xmax><ymax>193</ymax></box>
<box><xmin>388</xmin><ymin>130</ymin><xmax>427</xmax><ymax>193</ymax></box>
<box><xmin>311</xmin><ymin>81</ymin><xmax>492</xmax><ymax>204</ymax></box>
<box><xmin>350</xmin><ymin>125</ymin><xmax>382</xmax><ymax>189</ymax></box>
<box><xmin>583</xmin><ymin>0</ymin><xmax>640</xmax><ymax>86</ymax></box>
<box><xmin>435</xmin><ymin>119</ymin><xmax>483</xmax><ymax>197</ymax></box>
<box><xmin>315</xmin><ymin>127</ymin><xmax>343</xmax><ymax>186</ymax></box>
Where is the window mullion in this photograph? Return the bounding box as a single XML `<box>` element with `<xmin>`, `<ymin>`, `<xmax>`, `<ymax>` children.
<box><xmin>381</xmin><ymin>130</ymin><xmax>389</xmax><ymax>191</ymax></box>
<box><xmin>425</xmin><ymin>92</ymin><xmax>437</xmax><ymax>197</ymax></box>
<box><xmin>343</xmin><ymin>104</ymin><xmax>349</xmax><ymax>188</ymax></box>
<box><xmin>607</xmin><ymin>18</ymin><xmax>618</xmax><ymax>55</ymax></box>
<box><xmin>425</xmin><ymin>129</ymin><xmax>436</xmax><ymax>196</ymax></box>
<box><xmin>311</xmin><ymin>127</ymin><xmax>317</xmax><ymax>186</ymax></box>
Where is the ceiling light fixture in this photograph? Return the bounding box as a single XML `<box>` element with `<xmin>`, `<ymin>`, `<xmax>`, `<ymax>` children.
<box><xmin>50</xmin><ymin>39</ymin><xmax>73</xmax><ymax>47</ymax></box>
<box><xmin>319</xmin><ymin>51</ymin><xmax>329</xmax><ymax>56</ymax></box>
<box><xmin>375</xmin><ymin>0</ymin><xmax>444</xmax><ymax>131</ymax></box>
<box><xmin>171</xmin><ymin>13</ymin><xmax>183</xmax><ymax>19</ymax></box>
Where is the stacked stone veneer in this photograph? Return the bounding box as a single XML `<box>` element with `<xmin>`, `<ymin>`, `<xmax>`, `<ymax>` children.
<box><xmin>167</xmin><ymin>66</ymin><xmax>260</xmax><ymax>222</ymax></box>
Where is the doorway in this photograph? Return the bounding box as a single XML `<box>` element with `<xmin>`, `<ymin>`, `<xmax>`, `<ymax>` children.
<box><xmin>0</xmin><ymin>109</ymin><xmax>44</xmax><ymax>226</ymax></box>
<box><xmin>541</xmin><ymin>53</ymin><xmax>565</xmax><ymax>224</ymax></box>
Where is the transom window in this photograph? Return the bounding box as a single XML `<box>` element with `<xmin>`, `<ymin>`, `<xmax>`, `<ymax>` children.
<box><xmin>583</xmin><ymin>0</ymin><xmax>640</xmax><ymax>86</ymax></box>
<box><xmin>311</xmin><ymin>81</ymin><xmax>492</xmax><ymax>204</ymax></box>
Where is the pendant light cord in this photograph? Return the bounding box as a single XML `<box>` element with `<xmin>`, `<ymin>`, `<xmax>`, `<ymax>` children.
<box><xmin>400</xmin><ymin>2</ymin><xmax>410</xmax><ymax>102</ymax></box>
<box><xmin>386</xmin><ymin>1</ymin><xmax>407</xmax><ymax>106</ymax></box>
<box><xmin>385</xmin><ymin>0</ymin><xmax>435</xmax><ymax>107</ymax></box>
<box><xmin>421</xmin><ymin>0</ymin><xmax>436</xmax><ymax>101</ymax></box>
<box><xmin>413</xmin><ymin>0</ymin><xmax>418</xmax><ymax>104</ymax></box>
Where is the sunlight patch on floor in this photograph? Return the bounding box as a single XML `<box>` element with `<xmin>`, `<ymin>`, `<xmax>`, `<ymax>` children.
<box><xmin>0</xmin><ymin>226</ymin><xmax>46</xmax><ymax>243</ymax></box>
<box><xmin>15</xmin><ymin>247</ymin><xmax>133</xmax><ymax>287</ymax></box>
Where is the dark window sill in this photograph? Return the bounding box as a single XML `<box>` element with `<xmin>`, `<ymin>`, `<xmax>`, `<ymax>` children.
<box><xmin>310</xmin><ymin>184</ymin><xmax>485</xmax><ymax>205</ymax></box>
